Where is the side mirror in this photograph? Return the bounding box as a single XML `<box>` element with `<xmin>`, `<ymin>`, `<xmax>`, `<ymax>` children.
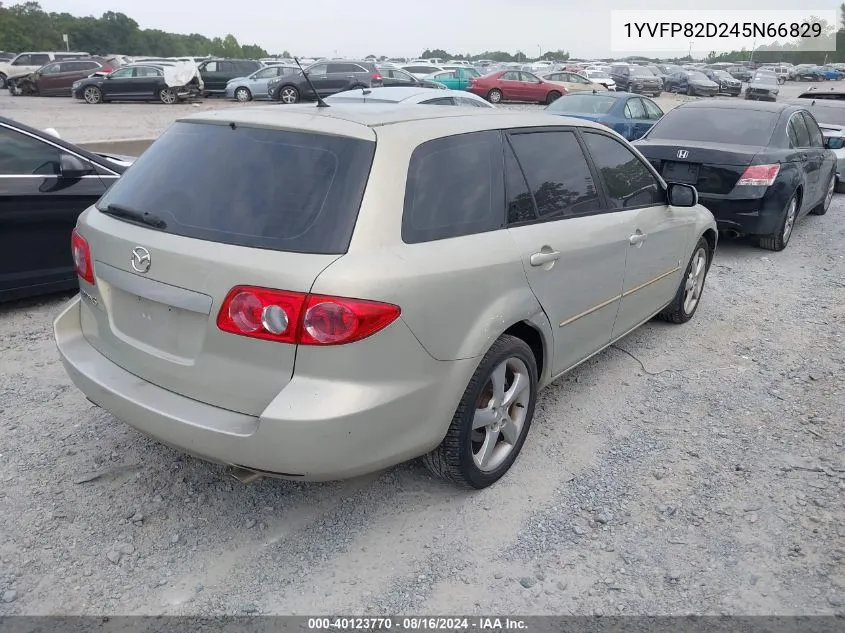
<box><xmin>667</xmin><ymin>182</ymin><xmax>698</xmax><ymax>207</ymax></box>
<box><xmin>59</xmin><ymin>154</ymin><xmax>94</xmax><ymax>179</ymax></box>
<box><xmin>825</xmin><ymin>137</ymin><xmax>844</xmax><ymax>150</ymax></box>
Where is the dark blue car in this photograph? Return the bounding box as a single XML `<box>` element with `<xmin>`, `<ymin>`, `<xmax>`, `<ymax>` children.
<box><xmin>545</xmin><ymin>91</ymin><xmax>665</xmax><ymax>141</ymax></box>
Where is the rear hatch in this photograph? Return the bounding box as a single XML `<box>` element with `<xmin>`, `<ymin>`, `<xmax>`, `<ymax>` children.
<box><xmin>635</xmin><ymin>106</ymin><xmax>779</xmax><ymax>194</ymax></box>
<box><xmin>78</xmin><ymin>119</ymin><xmax>375</xmax><ymax>416</ymax></box>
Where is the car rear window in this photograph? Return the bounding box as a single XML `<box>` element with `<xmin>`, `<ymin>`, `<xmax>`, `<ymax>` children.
<box><xmin>547</xmin><ymin>94</ymin><xmax>616</xmax><ymax>114</ymax></box>
<box><xmin>647</xmin><ymin>107</ymin><xmax>778</xmax><ymax>145</ymax></box>
<box><xmin>95</xmin><ymin>121</ymin><xmax>375</xmax><ymax>254</ymax></box>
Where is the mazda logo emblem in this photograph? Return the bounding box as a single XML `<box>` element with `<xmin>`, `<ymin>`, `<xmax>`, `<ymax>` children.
<box><xmin>131</xmin><ymin>246</ymin><xmax>151</xmax><ymax>274</ymax></box>
<box><xmin>677</xmin><ymin>150</ymin><xmax>689</xmax><ymax>159</ymax></box>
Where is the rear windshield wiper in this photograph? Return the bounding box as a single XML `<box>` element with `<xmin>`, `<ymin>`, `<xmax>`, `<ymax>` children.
<box><xmin>101</xmin><ymin>204</ymin><xmax>167</xmax><ymax>230</ymax></box>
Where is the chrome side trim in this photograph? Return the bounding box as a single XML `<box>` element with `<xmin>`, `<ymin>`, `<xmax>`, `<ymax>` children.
<box><xmin>621</xmin><ymin>266</ymin><xmax>681</xmax><ymax>298</ymax></box>
<box><xmin>559</xmin><ymin>294</ymin><xmax>621</xmax><ymax>328</ymax></box>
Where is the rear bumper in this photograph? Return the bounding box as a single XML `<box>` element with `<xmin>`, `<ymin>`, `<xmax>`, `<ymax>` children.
<box><xmin>54</xmin><ymin>297</ymin><xmax>476</xmax><ymax>481</ymax></box>
<box><xmin>698</xmin><ymin>192</ymin><xmax>785</xmax><ymax>235</ymax></box>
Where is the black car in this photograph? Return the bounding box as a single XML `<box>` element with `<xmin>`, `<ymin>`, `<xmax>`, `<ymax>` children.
<box><xmin>196</xmin><ymin>58</ymin><xmax>262</xmax><ymax>95</ymax></box>
<box><xmin>727</xmin><ymin>65</ymin><xmax>753</xmax><ymax>82</ymax></box>
<box><xmin>664</xmin><ymin>69</ymin><xmax>718</xmax><ymax>97</ymax></box>
<box><xmin>702</xmin><ymin>69</ymin><xmax>742</xmax><ymax>96</ymax></box>
<box><xmin>609</xmin><ymin>63</ymin><xmax>662</xmax><ymax>96</ymax></box>
<box><xmin>634</xmin><ymin>101</ymin><xmax>836</xmax><ymax>251</ymax></box>
<box><xmin>268</xmin><ymin>60</ymin><xmax>383</xmax><ymax>103</ymax></box>
<box><xmin>72</xmin><ymin>63</ymin><xmax>202</xmax><ymax>104</ymax></box>
<box><xmin>745</xmin><ymin>71</ymin><xmax>779</xmax><ymax>101</ymax></box>
<box><xmin>0</xmin><ymin>116</ymin><xmax>133</xmax><ymax>301</ymax></box>
<box><xmin>377</xmin><ymin>65</ymin><xmax>445</xmax><ymax>90</ymax></box>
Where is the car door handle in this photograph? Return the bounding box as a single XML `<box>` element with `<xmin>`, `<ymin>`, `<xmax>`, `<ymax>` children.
<box><xmin>629</xmin><ymin>233</ymin><xmax>647</xmax><ymax>245</ymax></box>
<box><xmin>530</xmin><ymin>250</ymin><xmax>561</xmax><ymax>266</ymax></box>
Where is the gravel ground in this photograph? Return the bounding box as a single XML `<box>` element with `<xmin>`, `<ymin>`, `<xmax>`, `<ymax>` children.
<box><xmin>0</xmin><ymin>86</ymin><xmax>843</xmax><ymax>617</ymax></box>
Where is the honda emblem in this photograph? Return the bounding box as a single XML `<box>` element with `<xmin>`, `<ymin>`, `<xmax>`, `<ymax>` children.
<box><xmin>677</xmin><ymin>150</ymin><xmax>689</xmax><ymax>159</ymax></box>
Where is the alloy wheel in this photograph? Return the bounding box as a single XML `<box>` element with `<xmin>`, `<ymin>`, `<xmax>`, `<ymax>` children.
<box><xmin>471</xmin><ymin>357</ymin><xmax>531</xmax><ymax>472</ymax></box>
<box><xmin>280</xmin><ymin>87</ymin><xmax>298</xmax><ymax>104</ymax></box>
<box><xmin>83</xmin><ymin>87</ymin><xmax>101</xmax><ymax>104</ymax></box>
<box><xmin>683</xmin><ymin>247</ymin><xmax>707</xmax><ymax>314</ymax></box>
<box><xmin>782</xmin><ymin>198</ymin><xmax>797</xmax><ymax>242</ymax></box>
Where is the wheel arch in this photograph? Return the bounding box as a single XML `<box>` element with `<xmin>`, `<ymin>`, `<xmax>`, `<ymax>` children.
<box><xmin>502</xmin><ymin>320</ymin><xmax>549</xmax><ymax>385</ymax></box>
<box><xmin>702</xmin><ymin>228</ymin><xmax>717</xmax><ymax>262</ymax></box>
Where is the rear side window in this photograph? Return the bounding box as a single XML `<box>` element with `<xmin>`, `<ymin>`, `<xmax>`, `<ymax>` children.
<box><xmin>31</xmin><ymin>54</ymin><xmax>50</xmax><ymax>65</ymax></box>
<box><xmin>402</xmin><ymin>131</ymin><xmax>504</xmax><ymax>244</ymax></box>
<box><xmin>95</xmin><ymin>122</ymin><xmax>375</xmax><ymax>255</ymax></box>
<box><xmin>507</xmin><ymin>131</ymin><xmax>601</xmax><ymax>219</ymax></box>
<box><xmin>582</xmin><ymin>132</ymin><xmax>664</xmax><ymax>208</ymax></box>
<box><xmin>789</xmin><ymin>114</ymin><xmax>811</xmax><ymax>147</ymax></box>
<box><xmin>801</xmin><ymin>112</ymin><xmax>824</xmax><ymax>147</ymax></box>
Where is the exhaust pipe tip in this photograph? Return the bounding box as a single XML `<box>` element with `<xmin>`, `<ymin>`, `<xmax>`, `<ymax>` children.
<box><xmin>229</xmin><ymin>466</ymin><xmax>264</xmax><ymax>485</ymax></box>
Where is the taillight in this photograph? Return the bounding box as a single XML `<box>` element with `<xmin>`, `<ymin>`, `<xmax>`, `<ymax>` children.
<box><xmin>71</xmin><ymin>228</ymin><xmax>94</xmax><ymax>284</ymax></box>
<box><xmin>217</xmin><ymin>286</ymin><xmax>400</xmax><ymax>346</ymax></box>
<box><xmin>737</xmin><ymin>164</ymin><xmax>780</xmax><ymax>186</ymax></box>
<box><xmin>371</xmin><ymin>72</ymin><xmax>382</xmax><ymax>81</ymax></box>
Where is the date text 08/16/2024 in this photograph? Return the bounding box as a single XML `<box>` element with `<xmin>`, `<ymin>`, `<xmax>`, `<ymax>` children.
<box><xmin>307</xmin><ymin>617</ymin><xmax>528</xmax><ymax>630</ymax></box>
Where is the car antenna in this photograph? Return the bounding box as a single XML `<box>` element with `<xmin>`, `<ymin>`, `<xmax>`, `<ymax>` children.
<box><xmin>294</xmin><ymin>57</ymin><xmax>329</xmax><ymax>107</ymax></box>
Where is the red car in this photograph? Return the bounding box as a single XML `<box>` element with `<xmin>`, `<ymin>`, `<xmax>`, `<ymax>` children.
<box><xmin>468</xmin><ymin>70</ymin><xmax>568</xmax><ymax>105</ymax></box>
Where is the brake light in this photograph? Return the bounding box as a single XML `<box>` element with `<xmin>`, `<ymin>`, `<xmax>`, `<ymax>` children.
<box><xmin>71</xmin><ymin>229</ymin><xmax>94</xmax><ymax>284</ymax></box>
<box><xmin>737</xmin><ymin>164</ymin><xmax>780</xmax><ymax>186</ymax></box>
<box><xmin>217</xmin><ymin>286</ymin><xmax>401</xmax><ymax>346</ymax></box>
<box><xmin>371</xmin><ymin>72</ymin><xmax>382</xmax><ymax>81</ymax></box>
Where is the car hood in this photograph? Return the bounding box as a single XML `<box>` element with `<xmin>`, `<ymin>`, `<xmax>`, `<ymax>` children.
<box><xmin>691</xmin><ymin>79</ymin><xmax>718</xmax><ymax>87</ymax></box>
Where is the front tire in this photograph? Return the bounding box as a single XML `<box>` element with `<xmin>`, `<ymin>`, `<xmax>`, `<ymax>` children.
<box><xmin>545</xmin><ymin>90</ymin><xmax>561</xmax><ymax>104</ymax></box>
<box><xmin>757</xmin><ymin>193</ymin><xmax>798</xmax><ymax>251</ymax></box>
<box><xmin>234</xmin><ymin>86</ymin><xmax>252</xmax><ymax>102</ymax></box>
<box><xmin>487</xmin><ymin>88</ymin><xmax>503</xmax><ymax>104</ymax></box>
<box><xmin>423</xmin><ymin>334</ymin><xmax>538</xmax><ymax>489</ymax></box>
<box><xmin>656</xmin><ymin>237</ymin><xmax>711</xmax><ymax>324</ymax></box>
<box><xmin>279</xmin><ymin>85</ymin><xmax>299</xmax><ymax>104</ymax></box>
<box><xmin>83</xmin><ymin>86</ymin><xmax>102</xmax><ymax>104</ymax></box>
<box><xmin>811</xmin><ymin>171</ymin><xmax>835</xmax><ymax>215</ymax></box>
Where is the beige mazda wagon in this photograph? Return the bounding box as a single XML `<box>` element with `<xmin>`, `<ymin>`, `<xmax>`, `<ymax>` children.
<box><xmin>55</xmin><ymin>104</ymin><xmax>717</xmax><ymax>489</ymax></box>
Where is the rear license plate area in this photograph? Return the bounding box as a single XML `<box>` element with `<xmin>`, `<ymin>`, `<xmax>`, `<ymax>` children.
<box><xmin>662</xmin><ymin>161</ymin><xmax>700</xmax><ymax>184</ymax></box>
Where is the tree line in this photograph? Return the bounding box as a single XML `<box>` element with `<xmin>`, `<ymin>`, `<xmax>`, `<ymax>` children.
<box><xmin>0</xmin><ymin>1</ymin><xmax>271</xmax><ymax>58</ymax></box>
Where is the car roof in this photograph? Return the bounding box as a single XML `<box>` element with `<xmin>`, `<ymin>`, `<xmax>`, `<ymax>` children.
<box><xmin>326</xmin><ymin>86</ymin><xmax>462</xmax><ymax>100</ymax></box>
<box><xmin>179</xmin><ymin>103</ymin><xmax>608</xmax><ymax>141</ymax></box>
<box><xmin>675</xmin><ymin>100</ymin><xmax>796</xmax><ymax>114</ymax></box>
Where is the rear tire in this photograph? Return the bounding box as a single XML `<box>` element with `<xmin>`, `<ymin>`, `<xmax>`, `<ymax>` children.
<box><xmin>423</xmin><ymin>334</ymin><xmax>537</xmax><ymax>489</ymax></box>
<box><xmin>158</xmin><ymin>87</ymin><xmax>177</xmax><ymax>104</ymax></box>
<box><xmin>487</xmin><ymin>88</ymin><xmax>503</xmax><ymax>104</ymax></box>
<box><xmin>545</xmin><ymin>90</ymin><xmax>561</xmax><ymax>104</ymax></box>
<box><xmin>757</xmin><ymin>193</ymin><xmax>798</xmax><ymax>251</ymax></box>
<box><xmin>686</xmin><ymin>84</ymin><xmax>694</xmax><ymax>96</ymax></box>
<box><xmin>656</xmin><ymin>237</ymin><xmax>711</xmax><ymax>324</ymax></box>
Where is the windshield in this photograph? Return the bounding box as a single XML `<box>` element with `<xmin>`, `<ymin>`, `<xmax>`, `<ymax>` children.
<box><xmin>713</xmin><ymin>70</ymin><xmax>732</xmax><ymax>80</ymax></box>
<box><xmin>587</xmin><ymin>71</ymin><xmax>610</xmax><ymax>79</ymax></box>
<box><xmin>546</xmin><ymin>93</ymin><xmax>617</xmax><ymax>114</ymax></box>
<box><xmin>630</xmin><ymin>66</ymin><xmax>654</xmax><ymax>77</ymax></box>
<box><xmin>688</xmin><ymin>71</ymin><xmax>708</xmax><ymax>81</ymax></box>
<box><xmin>647</xmin><ymin>107</ymin><xmax>778</xmax><ymax>145</ymax></box>
<box><xmin>95</xmin><ymin>121</ymin><xmax>376</xmax><ymax>254</ymax></box>
<box><xmin>752</xmin><ymin>73</ymin><xmax>776</xmax><ymax>84</ymax></box>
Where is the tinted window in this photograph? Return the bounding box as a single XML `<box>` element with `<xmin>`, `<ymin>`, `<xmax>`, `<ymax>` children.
<box><xmin>457</xmin><ymin>96</ymin><xmax>488</xmax><ymax>107</ymax></box>
<box><xmin>648</xmin><ymin>107</ymin><xmax>778</xmax><ymax>145</ymax></box>
<box><xmin>237</xmin><ymin>61</ymin><xmax>259</xmax><ymax>73</ymax></box>
<box><xmin>217</xmin><ymin>61</ymin><xmax>235</xmax><ymax>73</ymax></box>
<box><xmin>404</xmin><ymin>66</ymin><xmax>437</xmax><ymax>74</ymax></box>
<box><xmin>802</xmin><ymin>112</ymin><xmax>824</xmax><ymax>147</ymax></box>
<box><xmin>505</xmin><ymin>142</ymin><xmax>536</xmax><ymax>224</ymax></box>
<box><xmin>402</xmin><ymin>131</ymin><xmax>504</xmax><ymax>244</ymax></box>
<box><xmin>507</xmin><ymin>131</ymin><xmax>601</xmax><ymax>219</ymax></box>
<box><xmin>0</xmin><ymin>126</ymin><xmax>61</xmax><ymax>175</ymax></box>
<box><xmin>420</xmin><ymin>97</ymin><xmax>456</xmax><ymax>105</ymax></box>
<box><xmin>95</xmin><ymin>122</ymin><xmax>375</xmax><ymax>255</ymax></box>
<box><xmin>31</xmin><ymin>54</ymin><xmax>50</xmax><ymax>66</ymax></box>
<box><xmin>624</xmin><ymin>98</ymin><xmax>646</xmax><ymax>119</ymax></box>
<box><xmin>547</xmin><ymin>94</ymin><xmax>616</xmax><ymax>114</ymax></box>
<box><xmin>582</xmin><ymin>133</ymin><xmax>664</xmax><ymax>208</ymax></box>
<box><xmin>789</xmin><ymin>113</ymin><xmax>811</xmax><ymax>147</ymax></box>
<box><xmin>642</xmin><ymin>99</ymin><xmax>663</xmax><ymax>120</ymax></box>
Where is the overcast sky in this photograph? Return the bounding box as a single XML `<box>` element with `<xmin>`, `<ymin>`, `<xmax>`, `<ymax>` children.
<box><xmin>39</xmin><ymin>0</ymin><xmax>840</xmax><ymax>59</ymax></box>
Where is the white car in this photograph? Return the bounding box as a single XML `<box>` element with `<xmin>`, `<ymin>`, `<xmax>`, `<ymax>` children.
<box><xmin>324</xmin><ymin>86</ymin><xmax>494</xmax><ymax>108</ymax></box>
<box><xmin>0</xmin><ymin>51</ymin><xmax>92</xmax><ymax>89</ymax></box>
<box><xmin>401</xmin><ymin>63</ymin><xmax>444</xmax><ymax>78</ymax></box>
<box><xmin>584</xmin><ymin>69</ymin><xmax>616</xmax><ymax>91</ymax></box>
